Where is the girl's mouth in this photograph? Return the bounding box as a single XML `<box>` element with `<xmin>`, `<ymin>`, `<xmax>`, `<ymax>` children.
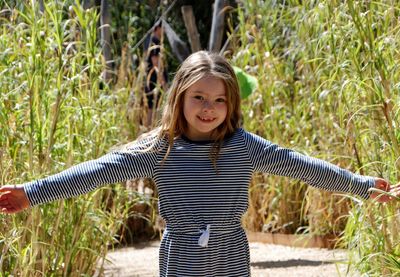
<box><xmin>198</xmin><ymin>116</ymin><xmax>215</xmax><ymax>122</ymax></box>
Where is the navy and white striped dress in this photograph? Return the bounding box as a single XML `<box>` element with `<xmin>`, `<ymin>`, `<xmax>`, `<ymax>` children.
<box><xmin>24</xmin><ymin>128</ymin><xmax>374</xmax><ymax>276</ymax></box>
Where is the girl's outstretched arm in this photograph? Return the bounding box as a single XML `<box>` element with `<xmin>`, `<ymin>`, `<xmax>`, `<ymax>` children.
<box><xmin>0</xmin><ymin>185</ymin><xmax>29</xmax><ymax>213</ymax></box>
<box><xmin>0</xmin><ymin>135</ymin><xmax>162</xmax><ymax>212</ymax></box>
<box><xmin>241</xmin><ymin>130</ymin><xmax>400</xmax><ymax>202</ymax></box>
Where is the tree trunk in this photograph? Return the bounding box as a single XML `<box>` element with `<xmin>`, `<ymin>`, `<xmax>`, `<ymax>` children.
<box><xmin>181</xmin><ymin>5</ymin><xmax>201</xmax><ymax>53</ymax></box>
<box><xmin>209</xmin><ymin>0</ymin><xmax>225</xmax><ymax>52</ymax></box>
<box><xmin>100</xmin><ymin>0</ymin><xmax>112</xmax><ymax>82</ymax></box>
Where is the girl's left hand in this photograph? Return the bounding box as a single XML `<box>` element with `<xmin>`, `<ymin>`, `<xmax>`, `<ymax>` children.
<box><xmin>370</xmin><ymin>178</ymin><xmax>400</xmax><ymax>203</ymax></box>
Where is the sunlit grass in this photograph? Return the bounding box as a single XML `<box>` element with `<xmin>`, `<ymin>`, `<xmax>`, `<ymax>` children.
<box><xmin>1</xmin><ymin>0</ymin><xmax>399</xmax><ymax>275</ymax></box>
<box><xmin>0</xmin><ymin>1</ymin><xmax>144</xmax><ymax>274</ymax></box>
<box><xmin>234</xmin><ymin>0</ymin><xmax>399</xmax><ymax>275</ymax></box>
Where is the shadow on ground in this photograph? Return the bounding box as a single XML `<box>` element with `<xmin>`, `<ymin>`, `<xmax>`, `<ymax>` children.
<box><xmin>251</xmin><ymin>259</ymin><xmax>345</xmax><ymax>269</ymax></box>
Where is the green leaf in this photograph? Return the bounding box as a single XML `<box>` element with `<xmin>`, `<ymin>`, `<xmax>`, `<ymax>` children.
<box><xmin>233</xmin><ymin>66</ymin><xmax>258</xmax><ymax>99</ymax></box>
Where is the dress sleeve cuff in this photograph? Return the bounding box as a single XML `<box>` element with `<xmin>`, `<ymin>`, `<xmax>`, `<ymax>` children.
<box><xmin>23</xmin><ymin>180</ymin><xmax>41</xmax><ymax>207</ymax></box>
<box><xmin>351</xmin><ymin>175</ymin><xmax>375</xmax><ymax>200</ymax></box>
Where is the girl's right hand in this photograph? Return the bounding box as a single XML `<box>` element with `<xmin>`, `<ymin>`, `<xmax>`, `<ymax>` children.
<box><xmin>0</xmin><ymin>185</ymin><xmax>30</xmax><ymax>214</ymax></box>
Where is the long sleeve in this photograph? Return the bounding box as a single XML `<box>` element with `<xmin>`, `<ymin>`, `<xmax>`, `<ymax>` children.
<box><xmin>24</xmin><ymin>139</ymin><xmax>161</xmax><ymax>207</ymax></box>
<box><xmin>241</xmin><ymin>130</ymin><xmax>374</xmax><ymax>199</ymax></box>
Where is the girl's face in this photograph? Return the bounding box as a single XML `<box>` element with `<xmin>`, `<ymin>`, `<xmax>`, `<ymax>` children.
<box><xmin>183</xmin><ymin>76</ymin><xmax>228</xmax><ymax>141</ymax></box>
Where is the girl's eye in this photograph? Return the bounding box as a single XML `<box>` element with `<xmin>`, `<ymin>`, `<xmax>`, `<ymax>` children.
<box><xmin>215</xmin><ymin>98</ymin><xmax>226</xmax><ymax>103</ymax></box>
<box><xmin>194</xmin><ymin>95</ymin><xmax>204</xmax><ymax>101</ymax></box>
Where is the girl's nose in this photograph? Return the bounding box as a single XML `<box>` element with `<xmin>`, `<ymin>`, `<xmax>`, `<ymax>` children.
<box><xmin>201</xmin><ymin>100</ymin><xmax>214</xmax><ymax>110</ymax></box>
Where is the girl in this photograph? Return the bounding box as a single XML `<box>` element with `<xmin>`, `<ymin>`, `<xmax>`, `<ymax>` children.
<box><xmin>0</xmin><ymin>51</ymin><xmax>398</xmax><ymax>276</ymax></box>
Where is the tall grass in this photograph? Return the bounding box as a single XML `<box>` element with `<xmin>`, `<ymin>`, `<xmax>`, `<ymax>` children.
<box><xmin>1</xmin><ymin>0</ymin><xmax>399</xmax><ymax>275</ymax></box>
<box><xmin>235</xmin><ymin>0</ymin><xmax>399</xmax><ymax>275</ymax></box>
<box><xmin>0</xmin><ymin>1</ymin><xmax>143</xmax><ymax>275</ymax></box>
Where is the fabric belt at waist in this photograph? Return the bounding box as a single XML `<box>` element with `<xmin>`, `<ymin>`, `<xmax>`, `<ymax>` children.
<box><xmin>165</xmin><ymin>223</ymin><xmax>242</xmax><ymax>248</ymax></box>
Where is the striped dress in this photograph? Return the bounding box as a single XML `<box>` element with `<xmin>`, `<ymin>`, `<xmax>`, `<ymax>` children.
<box><xmin>24</xmin><ymin>128</ymin><xmax>374</xmax><ymax>276</ymax></box>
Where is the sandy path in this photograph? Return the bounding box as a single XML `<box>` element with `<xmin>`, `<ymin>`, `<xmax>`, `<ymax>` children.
<box><xmin>97</xmin><ymin>240</ymin><xmax>353</xmax><ymax>277</ymax></box>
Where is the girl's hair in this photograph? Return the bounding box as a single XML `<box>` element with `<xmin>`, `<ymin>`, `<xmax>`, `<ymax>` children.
<box><xmin>159</xmin><ymin>51</ymin><xmax>241</xmax><ymax>164</ymax></box>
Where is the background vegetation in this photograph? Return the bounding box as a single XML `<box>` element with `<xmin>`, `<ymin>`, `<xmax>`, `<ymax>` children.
<box><xmin>235</xmin><ymin>1</ymin><xmax>400</xmax><ymax>275</ymax></box>
<box><xmin>0</xmin><ymin>0</ymin><xmax>399</xmax><ymax>276</ymax></box>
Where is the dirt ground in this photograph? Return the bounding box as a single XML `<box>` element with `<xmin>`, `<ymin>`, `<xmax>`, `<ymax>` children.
<box><xmin>96</xmin><ymin>240</ymin><xmax>355</xmax><ymax>277</ymax></box>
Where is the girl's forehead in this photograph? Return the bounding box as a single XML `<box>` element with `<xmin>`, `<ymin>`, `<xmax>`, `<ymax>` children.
<box><xmin>187</xmin><ymin>76</ymin><xmax>226</xmax><ymax>94</ymax></box>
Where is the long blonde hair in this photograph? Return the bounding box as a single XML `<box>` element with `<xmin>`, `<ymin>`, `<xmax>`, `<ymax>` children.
<box><xmin>159</xmin><ymin>51</ymin><xmax>241</xmax><ymax>163</ymax></box>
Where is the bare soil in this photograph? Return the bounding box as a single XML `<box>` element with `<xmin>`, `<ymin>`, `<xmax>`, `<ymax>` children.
<box><xmin>97</xmin><ymin>240</ymin><xmax>355</xmax><ymax>277</ymax></box>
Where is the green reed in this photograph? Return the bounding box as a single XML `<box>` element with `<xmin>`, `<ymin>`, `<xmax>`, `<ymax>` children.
<box><xmin>0</xmin><ymin>1</ymin><xmax>142</xmax><ymax>275</ymax></box>
<box><xmin>1</xmin><ymin>0</ymin><xmax>399</xmax><ymax>275</ymax></box>
<box><xmin>235</xmin><ymin>0</ymin><xmax>399</xmax><ymax>274</ymax></box>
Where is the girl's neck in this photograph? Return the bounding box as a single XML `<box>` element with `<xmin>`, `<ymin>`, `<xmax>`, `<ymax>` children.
<box><xmin>180</xmin><ymin>134</ymin><xmax>215</xmax><ymax>144</ymax></box>
<box><xmin>182</xmin><ymin>131</ymin><xmax>217</xmax><ymax>142</ymax></box>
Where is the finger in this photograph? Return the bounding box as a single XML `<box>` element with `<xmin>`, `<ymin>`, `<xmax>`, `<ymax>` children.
<box><xmin>374</xmin><ymin>194</ymin><xmax>387</xmax><ymax>203</ymax></box>
<box><xmin>375</xmin><ymin>179</ymin><xmax>390</xmax><ymax>191</ymax></box>
<box><xmin>0</xmin><ymin>194</ymin><xmax>10</xmax><ymax>204</ymax></box>
<box><xmin>1</xmin><ymin>207</ymin><xmax>12</xmax><ymax>213</ymax></box>
<box><xmin>0</xmin><ymin>195</ymin><xmax>23</xmax><ymax>210</ymax></box>
<box><xmin>0</xmin><ymin>191</ymin><xmax>14</xmax><ymax>201</ymax></box>
<box><xmin>370</xmin><ymin>186</ymin><xmax>394</xmax><ymax>201</ymax></box>
<box><xmin>377</xmin><ymin>195</ymin><xmax>392</xmax><ymax>203</ymax></box>
<box><xmin>2</xmin><ymin>204</ymin><xmax>14</xmax><ymax>210</ymax></box>
<box><xmin>1</xmin><ymin>207</ymin><xmax>17</xmax><ymax>214</ymax></box>
<box><xmin>0</xmin><ymin>190</ymin><xmax>12</xmax><ymax>197</ymax></box>
<box><xmin>0</xmin><ymin>185</ymin><xmax>14</xmax><ymax>192</ymax></box>
<box><xmin>0</xmin><ymin>199</ymin><xmax>9</xmax><ymax>206</ymax></box>
<box><xmin>390</xmin><ymin>187</ymin><xmax>400</xmax><ymax>198</ymax></box>
<box><xmin>2</xmin><ymin>203</ymin><xmax>22</xmax><ymax>213</ymax></box>
<box><xmin>390</xmin><ymin>183</ymin><xmax>400</xmax><ymax>190</ymax></box>
<box><xmin>0</xmin><ymin>191</ymin><xmax>15</xmax><ymax>202</ymax></box>
<box><xmin>375</xmin><ymin>195</ymin><xmax>391</xmax><ymax>203</ymax></box>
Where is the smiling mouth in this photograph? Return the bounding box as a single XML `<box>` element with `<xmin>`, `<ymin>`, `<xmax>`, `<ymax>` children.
<box><xmin>198</xmin><ymin>116</ymin><xmax>216</xmax><ymax>122</ymax></box>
